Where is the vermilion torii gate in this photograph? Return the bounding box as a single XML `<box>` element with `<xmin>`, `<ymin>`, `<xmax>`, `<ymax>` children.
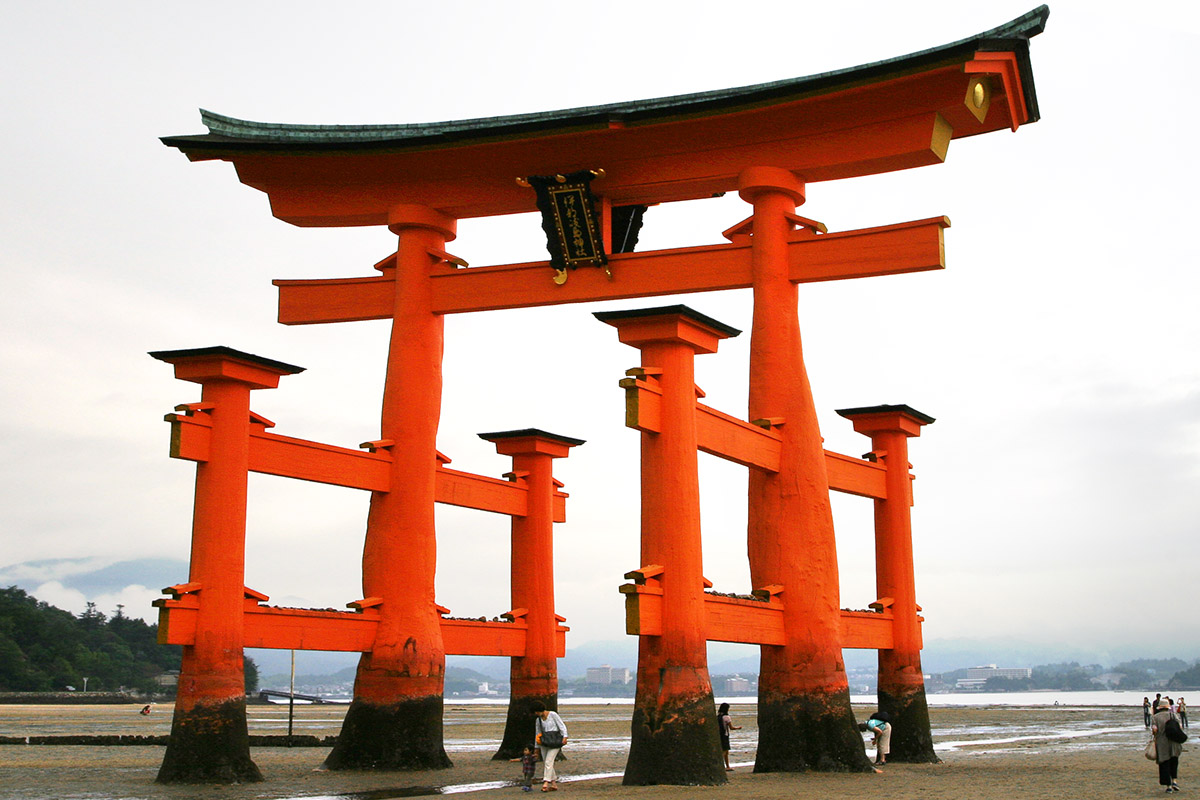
<box><xmin>598</xmin><ymin>305</ymin><xmax>936</xmax><ymax>781</ymax></box>
<box><xmin>149</xmin><ymin>346</ymin><xmax>580</xmax><ymax>781</ymax></box>
<box><xmin>155</xmin><ymin>6</ymin><xmax>1045</xmax><ymax>785</ymax></box>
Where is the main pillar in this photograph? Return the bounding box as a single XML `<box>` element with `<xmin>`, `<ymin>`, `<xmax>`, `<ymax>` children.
<box><xmin>838</xmin><ymin>404</ymin><xmax>939</xmax><ymax>762</ymax></box>
<box><xmin>325</xmin><ymin>205</ymin><xmax>456</xmax><ymax>770</ymax></box>
<box><xmin>151</xmin><ymin>347</ymin><xmax>303</xmax><ymax>783</ymax></box>
<box><xmin>483</xmin><ymin>429</ymin><xmax>584</xmax><ymax>759</ymax></box>
<box><xmin>598</xmin><ymin>305</ymin><xmax>735</xmax><ymax>786</ymax></box>
<box><xmin>739</xmin><ymin>168</ymin><xmax>872</xmax><ymax>773</ymax></box>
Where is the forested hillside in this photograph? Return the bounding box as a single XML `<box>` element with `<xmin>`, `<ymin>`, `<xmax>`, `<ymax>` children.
<box><xmin>0</xmin><ymin>586</ymin><xmax>183</xmax><ymax>694</ymax></box>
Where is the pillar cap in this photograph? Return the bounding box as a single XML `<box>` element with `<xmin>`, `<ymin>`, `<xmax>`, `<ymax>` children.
<box><xmin>387</xmin><ymin>203</ymin><xmax>457</xmax><ymax>240</ymax></box>
<box><xmin>149</xmin><ymin>346</ymin><xmax>304</xmax><ymax>388</ymax></box>
<box><xmin>836</xmin><ymin>404</ymin><xmax>934</xmax><ymax>436</ymax></box>
<box><xmin>737</xmin><ymin>166</ymin><xmax>805</xmax><ymax>205</ymax></box>
<box><xmin>594</xmin><ymin>304</ymin><xmax>740</xmax><ymax>354</ymax></box>
<box><xmin>480</xmin><ymin>428</ymin><xmax>585</xmax><ymax>457</ymax></box>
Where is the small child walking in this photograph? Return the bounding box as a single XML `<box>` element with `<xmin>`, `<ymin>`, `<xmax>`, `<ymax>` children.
<box><xmin>510</xmin><ymin>745</ymin><xmax>538</xmax><ymax>791</ymax></box>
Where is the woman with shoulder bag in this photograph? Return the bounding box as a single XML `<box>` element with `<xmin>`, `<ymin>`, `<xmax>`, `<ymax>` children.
<box><xmin>1152</xmin><ymin>699</ymin><xmax>1185</xmax><ymax>792</ymax></box>
<box><xmin>532</xmin><ymin>701</ymin><xmax>568</xmax><ymax>792</ymax></box>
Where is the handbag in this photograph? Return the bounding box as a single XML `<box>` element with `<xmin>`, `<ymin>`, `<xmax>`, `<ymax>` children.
<box><xmin>540</xmin><ymin>729</ymin><xmax>564</xmax><ymax>749</ymax></box>
<box><xmin>1166</xmin><ymin>715</ymin><xmax>1189</xmax><ymax>744</ymax></box>
<box><xmin>1145</xmin><ymin>736</ymin><xmax>1158</xmax><ymax>761</ymax></box>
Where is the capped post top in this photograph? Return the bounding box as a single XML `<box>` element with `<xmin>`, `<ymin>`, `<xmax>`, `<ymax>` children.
<box><xmin>480</xmin><ymin>428</ymin><xmax>585</xmax><ymax>458</ymax></box>
<box><xmin>149</xmin><ymin>346</ymin><xmax>304</xmax><ymax>388</ymax></box>
<box><xmin>837</xmin><ymin>404</ymin><xmax>934</xmax><ymax>437</ymax></box>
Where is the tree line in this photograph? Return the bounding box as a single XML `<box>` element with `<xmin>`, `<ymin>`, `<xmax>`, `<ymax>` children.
<box><xmin>955</xmin><ymin>659</ymin><xmax>1200</xmax><ymax>692</ymax></box>
<box><xmin>0</xmin><ymin>586</ymin><xmax>257</xmax><ymax>696</ymax></box>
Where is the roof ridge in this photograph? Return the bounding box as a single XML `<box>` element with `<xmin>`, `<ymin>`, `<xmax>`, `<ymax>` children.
<box><xmin>189</xmin><ymin>6</ymin><xmax>1049</xmax><ymax>145</ymax></box>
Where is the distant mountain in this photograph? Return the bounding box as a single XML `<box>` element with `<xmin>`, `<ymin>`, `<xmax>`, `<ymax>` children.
<box><xmin>0</xmin><ymin>557</ymin><xmax>188</xmax><ymax>597</ymax></box>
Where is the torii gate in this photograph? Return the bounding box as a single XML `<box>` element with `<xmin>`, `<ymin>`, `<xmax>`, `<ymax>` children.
<box><xmin>156</xmin><ymin>6</ymin><xmax>1046</xmax><ymax>785</ymax></box>
<box><xmin>598</xmin><ymin>304</ymin><xmax>935</xmax><ymax>782</ymax></box>
<box><xmin>149</xmin><ymin>346</ymin><xmax>580</xmax><ymax>781</ymax></box>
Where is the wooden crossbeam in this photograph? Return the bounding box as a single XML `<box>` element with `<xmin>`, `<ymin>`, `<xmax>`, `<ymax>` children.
<box><xmin>619</xmin><ymin>583</ymin><xmax>900</xmax><ymax>650</ymax></box>
<box><xmin>274</xmin><ymin>217</ymin><xmax>949</xmax><ymax>323</ymax></box>
<box><xmin>166</xmin><ymin>411</ymin><xmax>567</xmax><ymax>519</ymax></box>
<box><xmin>154</xmin><ymin>597</ymin><xmax>568</xmax><ymax>656</ymax></box>
<box><xmin>695</xmin><ymin>403</ymin><xmax>782</xmax><ymax>471</ymax></box>
<box><xmin>614</xmin><ymin>386</ymin><xmax>888</xmax><ymax>497</ymax></box>
<box><xmin>824</xmin><ymin>450</ymin><xmax>888</xmax><ymax>500</ymax></box>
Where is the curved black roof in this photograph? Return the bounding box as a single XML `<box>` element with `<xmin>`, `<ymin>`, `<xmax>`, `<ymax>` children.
<box><xmin>163</xmin><ymin>6</ymin><xmax>1047</xmax><ymax>154</ymax></box>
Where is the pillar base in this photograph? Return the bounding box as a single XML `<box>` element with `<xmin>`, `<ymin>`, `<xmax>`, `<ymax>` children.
<box><xmin>324</xmin><ymin>695</ymin><xmax>452</xmax><ymax>770</ymax></box>
<box><xmin>878</xmin><ymin>684</ymin><xmax>940</xmax><ymax>763</ymax></box>
<box><xmin>754</xmin><ymin>687</ymin><xmax>874</xmax><ymax>773</ymax></box>
<box><xmin>623</xmin><ymin>685</ymin><xmax>726</xmax><ymax>785</ymax></box>
<box><xmin>156</xmin><ymin>698</ymin><xmax>262</xmax><ymax>784</ymax></box>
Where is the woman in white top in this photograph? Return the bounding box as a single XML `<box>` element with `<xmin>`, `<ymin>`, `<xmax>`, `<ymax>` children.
<box><xmin>531</xmin><ymin>701</ymin><xmax>568</xmax><ymax>792</ymax></box>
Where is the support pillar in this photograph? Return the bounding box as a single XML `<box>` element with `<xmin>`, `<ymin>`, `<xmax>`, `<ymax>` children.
<box><xmin>597</xmin><ymin>305</ymin><xmax>737</xmax><ymax>786</ymax></box>
<box><xmin>838</xmin><ymin>404</ymin><xmax>938</xmax><ymax>763</ymax></box>
<box><xmin>150</xmin><ymin>347</ymin><xmax>303</xmax><ymax>783</ymax></box>
<box><xmin>739</xmin><ymin>168</ymin><xmax>872</xmax><ymax>773</ymax></box>
<box><xmin>482</xmin><ymin>429</ymin><xmax>584</xmax><ymax>760</ymax></box>
<box><xmin>325</xmin><ymin>205</ymin><xmax>457</xmax><ymax>770</ymax></box>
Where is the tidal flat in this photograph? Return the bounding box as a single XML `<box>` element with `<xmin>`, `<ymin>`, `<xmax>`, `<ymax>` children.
<box><xmin>0</xmin><ymin>701</ymin><xmax>1174</xmax><ymax>800</ymax></box>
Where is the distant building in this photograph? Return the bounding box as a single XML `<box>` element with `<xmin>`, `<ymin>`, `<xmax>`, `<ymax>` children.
<box><xmin>155</xmin><ymin>671</ymin><xmax>180</xmax><ymax>688</ymax></box>
<box><xmin>723</xmin><ymin>676</ymin><xmax>751</xmax><ymax>693</ymax></box>
<box><xmin>956</xmin><ymin>664</ymin><xmax>1032</xmax><ymax>689</ymax></box>
<box><xmin>586</xmin><ymin>664</ymin><xmax>632</xmax><ymax>685</ymax></box>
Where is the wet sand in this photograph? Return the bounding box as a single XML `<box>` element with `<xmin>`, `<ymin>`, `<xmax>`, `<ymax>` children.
<box><xmin>0</xmin><ymin>702</ymin><xmax>1179</xmax><ymax>800</ymax></box>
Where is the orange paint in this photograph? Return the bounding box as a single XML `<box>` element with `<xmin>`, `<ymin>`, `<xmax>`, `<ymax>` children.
<box><xmin>740</xmin><ymin>168</ymin><xmax>845</xmax><ymax>693</ymax></box>
<box><xmin>150</xmin><ymin>347</ymin><xmax>302</xmax><ymax>782</ymax></box>
<box><xmin>485</xmin><ymin>432</ymin><xmax>579</xmax><ymax>695</ymax></box>
<box><xmin>599</xmin><ymin>306</ymin><xmax>737</xmax><ymax>785</ymax></box>
<box><xmin>838</xmin><ymin>405</ymin><xmax>937</xmax><ymax>760</ymax></box>
<box><xmin>738</xmin><ymin>168</ymin><xmax>871</xmax><ymax>771</ymax></box>
<box><xmin>351</xmin><ymin>206</ymin><xmax>454</xmax><ymax>701</ymax></box>
<box><xmin>273</xmin><ymin>216</ymin><xmax>948</xmax><ymax>321</ymax></box>
<box><xmin>482</xmin><ymin>430</ymin><xmax>581</xmax><ymax>757</ymax></box>
<box><xmin>167</xmin><ymin>54</ymin><xmax>1034</xmax><ymax>225</ymax></box>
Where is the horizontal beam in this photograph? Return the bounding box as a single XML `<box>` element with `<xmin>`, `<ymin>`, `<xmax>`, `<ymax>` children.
<box><xmin>840</xmin><ymin>609</ymin><xmax>896</xmax><ymax>650</ymax></box>
<box><xmin>613</xmin><ymin>389</ymin><xmax>887</xmax><ymax>494</ymax></box>
<box><xmin>824</xmin><ymin>449</ymin><xmax>888</xmax><ymax>499</ymax></box>
<box><xmin>695</xmin><ymin>403</ymin><xmax>782</xmax><ymax>471</ymax></box>
<box><xmin>703</xmin><ymin>593</ymin><xmax>785</xmax><ymax>646</ymax></box>
<box><xmin>251</xmin><ymin>427</ymin><xmax>390</xmax><ymax>491</ymax></box>
<box><xmin>273</xmin><ymin>217</ymin><xmax>948</xmax><ymax>323</ymax></box>
<box><xmin>168</xmin><ymin>412</ymin><xmax>560</xmax><ymax>517</ymax></box>
<box><xmin>621</xmin><ymin>584</ymin><xmax>903</xmax><ymax>650</ymax></box>
<box><xmin>155</xmin><ymin>599</ymin><xmax>567</xmax><ymax>656</ymax></box>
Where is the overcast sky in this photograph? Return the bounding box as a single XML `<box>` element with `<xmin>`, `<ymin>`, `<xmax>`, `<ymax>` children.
<box><xmin>2</xmin><ymin>1</ymin><xmax>1197</xmax><ymax>664</ymax></box>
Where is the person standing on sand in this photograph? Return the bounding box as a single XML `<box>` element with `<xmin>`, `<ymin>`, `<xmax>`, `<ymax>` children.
<box><xmin>717</xmin><ymin>702</ymin><xmax>742</xmax><ymax>771</ymax></box>
<box><xmin>509</xmin><ymin>745</ymin><xmax>538</xmax><ymax>792</ymax></box>
<box><xmin>1146</xmin><ymin>698</ymin><xmax>1154</xmax><ymax>729</ymax></box>
<box><xmin>1152</xmin><ymin>698</ymin><xmax>1184</xmax><ymax>792</ymax></box>
<box><xmin>1179</xmin><ymin>698</ymin><xmax>1188</xmax><ymax>729</ymax></box>
<box><xmin>531</xmin><ymin>701</ymin><xmax>567</xmax><ymax>792</ymax></box>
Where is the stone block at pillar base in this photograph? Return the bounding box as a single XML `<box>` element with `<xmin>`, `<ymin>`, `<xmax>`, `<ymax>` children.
<box><xmin>156</xmin><ymin>698</ymin><xmax>262</xmax><ymax>784</ymax></box>
<box><xmin>323</xmin><ymin>696</ymin><xmax>452</xmax><ymax>770</ymax></box>
<box><xmin>878</xmin><ymin>684</ymin><xmax>940</xmax><ymax>763</ymax></box>
<box><xmin>623</xmin><ymin>691</ymin><xmax>727</xmax><ymax>785</ymax></box>
<box><xmin>754</xmin><ymin>688</ymin><xmax>875</xmax><ymax>773</ymax></box>
<box><xmin>494</xmin><ymin>691</ymin><xmax>559</xmax><ymax>760</ymax></box>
